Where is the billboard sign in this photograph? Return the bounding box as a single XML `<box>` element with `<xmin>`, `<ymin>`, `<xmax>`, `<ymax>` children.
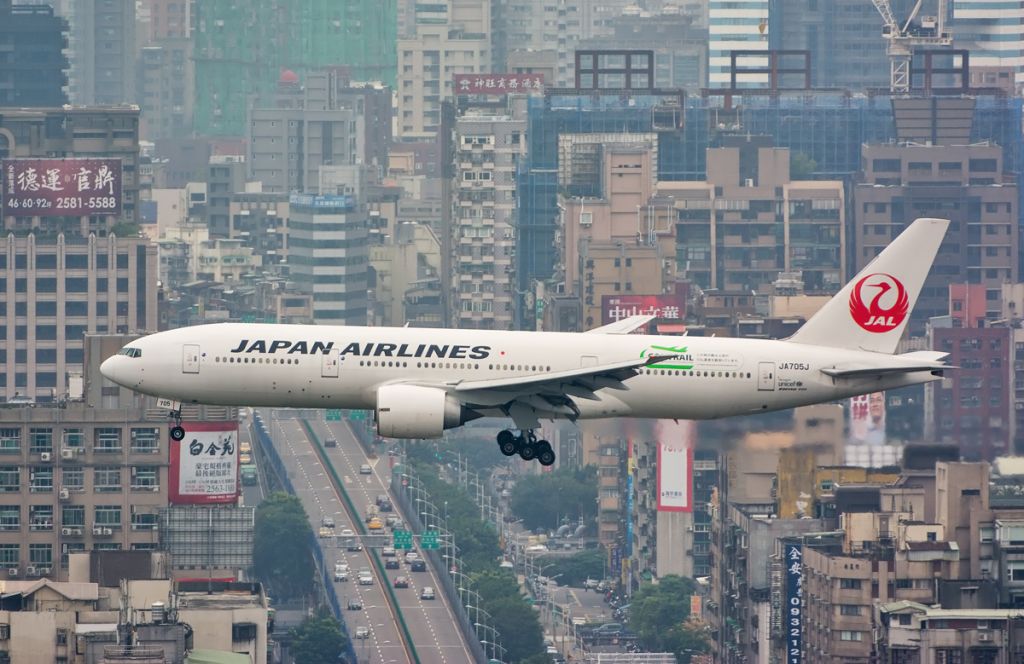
<box><xmin>784</xmin><ymin>543</ymin><xmax>804</xmax><ymax>664</ymax></box>
<box><xmin>454</xmin><ymin>73</ymin><xmax>545</xmax><ymax>95</ymax></box>
<box><xmin>657</xmin><ymin>442</ymin><xmax>693</xmax><ymax>512</ymax></box>
<box><xmin>849</xmin><ymin>392</ymin><xmax>886</xmax><ymax>445</ymax></box>
<box><xmin>602</xmin><ymin>293</ymin><xmax>686</xmax><ymax>326</ymax></box>
<box><xmin>169</xmin><ymin>421</ymin><xmax>240</xmax><ymax>505</ymax></box>
<box><xmin>1</xmin><ymin>158</ymin><xmax>122</xmax><ymax>217</ymax></box>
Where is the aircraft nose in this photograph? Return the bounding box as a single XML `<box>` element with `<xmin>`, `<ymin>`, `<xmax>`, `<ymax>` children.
<box><xmin>100</xmin><ymin>356</ymin><xmax>119</xmax><ymax>384</ymax></box>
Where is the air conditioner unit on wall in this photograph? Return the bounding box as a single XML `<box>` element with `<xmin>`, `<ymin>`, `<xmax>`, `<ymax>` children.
<box><xmin>40</xmin><ymin>453</ymin><xmax>51</xmax><ymax>462</ymax></box>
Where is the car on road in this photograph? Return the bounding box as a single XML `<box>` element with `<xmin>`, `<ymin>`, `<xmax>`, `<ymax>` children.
<box><xmin>378</xmin><ymin>499</ymin><xmax>392</xmax><ymax>512</ymax></box>
<box><xmin>584</xmin><ymin>578</ymin><xmax>600</xmax><ymax>590</ymax></box>
<box><xmin>593</xmin><ymin>623</ymin><xmax>625</xmax><ymax>637</ymax></box>
<box><xmin>358</xmin><ymin>573</ymin><xmax>373</xmax><ymax>586</ymax></box>
<box><xmin>317</xmin><ymin>527</ymin><xmax>332</xmax><ymax>538</ymax></box>
<box><xmin>385</xmin><ymin>559</ymin><xmax>400</xmax><ymax>570</ymax></box>
<box><xmin>410</xmin><ymin>560</ymin><xmax>427</xmax><ymax>572</ymax></box>
<box><xmin>367</xmin><ymin>517</ymin><xmax>384</xmax><ymax>530</ymax></box>
<box><xmin>239</xmin><ymin>452</ymin><xmax>252</xmax><ymax>465</ymax></box>
<box><xmin>420</xmin><ymin>586</ymin><xmax>435</xmax><ymax>600</ymax></box>
<box><xmin>325</xmin><ymin>438</ymin><xmax>337</xmax><ymax>448</ymax></box>
<box><xmin>321</xmin><ymin>516</ymin><xmax>335</xmax><ymax>529</ymax></box>
<box><xmin>393</xmin><ymin>576</ymin><xmax>410</xmax><ymax>589</ymax></box>
<box><xmin>339</xmin><ymin>528</ymin><xmax>355</xmax><ymax>538</ymax></box>
<box><xmin>382</xmin><ymin>547</ymin><xmax>396</xmax><ymax>558</ymax></box>
<box><xmin>355</xmin><ymin>626</ymin><xmax>370</xmax><ymax>639</ymax></box>
<box><xmin>346</xmin><ymin>539</ymin><xmax>363</xmax><ymax>552</ymax></box>
<box><xmin>359</xmin><ymin>464</ymin><xmax>372</xmax><ymax>475</ymax></box>
<box><xmin>333</xmin><ymin>568</ymin><xmax>348</xmax><ymax>582</ymax></box>
<box><xmin>404</xmin><ymin>551</ymin><xmax>419</xmax><ymax>563</ymax></box>
<box><xmin>347</xmin><ymin>597</ymin><xmax>362</xmax><ymax>611</ymax></box>
<box><xmin>526</xmin><ymin>544</ymin><xmax>549</xmax><ymax>553</ymax></box>
<box><xmin>239</xmin><ymin>441</ymin><xmax>251</xmax><ymax>454</ymax></box>
<box><xmin>385</xmin><ymin>515</ymin><xmax>400</xmax><ymax>528</ymax></box>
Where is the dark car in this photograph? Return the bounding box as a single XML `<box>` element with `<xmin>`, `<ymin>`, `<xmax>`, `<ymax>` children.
<box><xmin>347</xmin><ymin>597</ymin><xmax>363</xmax><ymax>611</ymax></box>
<box><xmin>324</xmin><ymin>438</ymin><xmax>337</xmax><ymax>448</ymax></box>
<box><xmin>410</xmin><ymin>559</ymin><xmax>427</xmax><ymax>572</ymax></box>
<box><xmin>393</xmin><ymin>576</ymin><xmax>410</xmax><ymax>589</ymax></box>
<box><xmin>385</xmin><ymin>559</ymin><xmax>400</xmax><ymax>570</ymax></box>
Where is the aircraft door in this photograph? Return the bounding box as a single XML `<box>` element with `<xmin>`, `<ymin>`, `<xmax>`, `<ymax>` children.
<box><xmin>321</xmin><ymin>350</ymin><xmax>340</xmax><ymax>378</ymax></box>
<box><xmin>757</xmin><ymin>362</ymin><xmax>775</xmax><ymax>391</ymax></box>
<box><xmin>182</xmin><ymin>344</ymin><xmax>201</xmax><ymax>374</ymax></box>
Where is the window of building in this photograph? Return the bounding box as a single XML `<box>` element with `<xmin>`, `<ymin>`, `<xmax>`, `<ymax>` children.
<box><xmin>839</xmin><ymin>578</ymin><xmax>862</xmax><ymax>589</ymax></box>
<box><xmin>29</xmin><ymin>505</ymin><xmax>53</xmax><ymax>531</ymax></box>
<box><xmin>131</xmin><ymin>512</ymin><xmax>159</xmax><ymax>531</ymax></box>
<box><xmin>840</xmin><ymin>605</ymin><xmax>861</xmax><ymax>616</ymax></box>
<box><xmin>130</xmin><ymin>428</ymin><xmax>160</xmax><ymax>453</ymax></box>
<box><xmin>0</xmin><ymin>429</ymin><xmax>20</xmax><ymax>454</ymax></box>
<box><xmin>28</xmin><ymin>428</ymin><xmax>52</xmax><ymax>454</ymax></box>
<box><xmin>94</xmin><ymin>466</ymin><xmax>121</xmax><ymax>492</ymax></box>
<box><xmin>61</xmin><ymin>543</ymin><xmax>85</xmax><ymax>568</ymax></box>
<box><xmin>935</xmin><ymin>649</ymin><xmax>963</xmax><ymax>664</ymax></box>
<box><xmin>29</xmin><ymin>467</ymin><xmax>53</xmax><ymax>493</ymax></box>
<box><xmin>94</xmin><ymin>428</ymin><xmax>122</xmax><ymax>453</ymax></box>
<box><xmin>94</xmin><ymin>506</ymin><xmax>121</xmax><ymax>528</ymax></box>
<box><xmin>28</xmin><ymin>544</ymin><xmax>52</xmax><ymax>566</ymax></box>
<box><xmin>62</xmin><ymin>506</ymin><xmax>84</xmax><ymax>527</ymax></box>
<box><xmin>0</xmin><ymin>544</ymin><xmax>18</xmax><ymax>566</ymax></box>
<box><xmin>0</xmin><ymin>507</ymin><xmax>18</xmax><ymax>531</ymax></box>
<box><xmin>839</xmin><ymin>631</ymin><xmax>863</xmax><ymax>641</ymax></box>
<box><xmin>0</xmin><ymin>467</ymin><xmax>19</xmax><ymax>493</ymax></box>
<box><xmin>59</xmin><ymin>468</ymin><xmax>82</xmax><ymax>495</ymax></box>
<box><xmin>131</xmin><ymin>466</ymin><xmax>159</xmax><ymax>490</ymax></box>
<box><xmin>63</xmin><ymin>429</ymin><xmax>84</xmax><ymax>449</ymax></box>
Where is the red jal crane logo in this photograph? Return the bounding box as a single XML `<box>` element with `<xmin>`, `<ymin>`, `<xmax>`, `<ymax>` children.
<box><xmin>849</xmin><ymin>273</ymin><xmax>909</xmax><ymax>333</ymax></box>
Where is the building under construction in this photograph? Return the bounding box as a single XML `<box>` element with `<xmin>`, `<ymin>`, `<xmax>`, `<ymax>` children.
<box><xmin>193</xmin><ymin>0</ymin><xmax>396</xmax><ymax>137</ymax></box>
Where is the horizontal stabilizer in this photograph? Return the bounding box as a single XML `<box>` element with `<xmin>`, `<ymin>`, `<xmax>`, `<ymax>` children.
<box><xmin>822</xmin><ymin>352</ymin><xmax>951</xmax><ymax>379</ymax></box>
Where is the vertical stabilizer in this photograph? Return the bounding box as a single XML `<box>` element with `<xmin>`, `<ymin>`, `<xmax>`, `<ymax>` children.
<box><xmin>788</xmin><ymin>217</ymin><xmax>949</xmax><ymax>354</ymax></box>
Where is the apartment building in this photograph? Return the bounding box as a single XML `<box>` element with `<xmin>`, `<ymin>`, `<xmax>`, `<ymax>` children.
<box><xmin>0</xmin><ymin>0</ymin><xmax>68</xmax><ymax>107</ymax></box>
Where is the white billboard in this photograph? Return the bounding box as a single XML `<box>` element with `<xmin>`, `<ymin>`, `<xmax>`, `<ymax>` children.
<box><xmin>657</xmin><ymin>442</ymin><xmax>692</xmax><ymax>512</ymax></box>
<box><xmin>170</xmin><ymin>422</ymin><xmax>239</xmax><ymax>505</ymax></box>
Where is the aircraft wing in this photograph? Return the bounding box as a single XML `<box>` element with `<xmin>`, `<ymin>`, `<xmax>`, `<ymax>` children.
<box><xmin>584</xmin><ymin>315</ymin><xmax>655</xmax><ymax>335</ymax></box>
<box><xmin>445</xmin><ymin>353</ymin><xmax>679</xmax><ymax>427</ymax></box>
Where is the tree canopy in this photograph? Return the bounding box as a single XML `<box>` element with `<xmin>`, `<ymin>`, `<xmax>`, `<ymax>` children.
<box><xmin>509</xmin><ymin>466</ymin><xmax>597</xmax><ymax>532</ymax></box>
<box><xmin>485</xmin><ymin>596</ymin><xmax>546</xmax><ymax>662</ymax></box>
<box><xmin>627</xmin><ymin>575</ymin><xmax>710</xmax><ymax>662</ymax></box>
<box><xmin>537</xmin><ymin>549</ymin><xmax>605</xmax><ymax>587</ymax></box>
<box><xmin>254</xmin><ymin>492</ymin><xmax>314</xmax><ymax>600</ymax></box>
<box><xmin>289</xmin><ymin>615</ymin><xmax>348</xmax><ymax>664</ymax></box>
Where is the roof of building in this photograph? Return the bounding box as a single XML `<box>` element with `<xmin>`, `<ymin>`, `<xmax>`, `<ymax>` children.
<box><xmin>879</xmin><ymin>601</ymin><xmax>1024</xmax><ymax>620</ymax></box>
<box><xmin>0</xmin><ymin>579</ymin><xmax>99</xmax><ymax>602</ymax></box>
<box><xmin>993</xmin><ymin>456</ymin><xmax>1024</xmax><ymax>477</ymax></box>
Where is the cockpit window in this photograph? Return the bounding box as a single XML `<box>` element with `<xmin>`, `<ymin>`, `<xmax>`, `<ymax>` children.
<box><xmin>118</xmin><ymin>347</ymin><xmax>142</xmax><ymax>358</ymax></box>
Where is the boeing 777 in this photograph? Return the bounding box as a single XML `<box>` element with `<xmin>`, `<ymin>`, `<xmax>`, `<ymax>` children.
<box><xmin>101</xmin><ymin>218</ymin><xmax>951</xmax><ymax>466</ymax></box>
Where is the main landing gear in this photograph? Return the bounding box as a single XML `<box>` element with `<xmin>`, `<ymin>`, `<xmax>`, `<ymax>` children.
<box><xmin>169</xmin><ymin>406</ymin><xmax>186</xmax><ymax>441</ymax></box>
<box><xmin>496</xmin><ymin>430</ymin><xmax>556</xmax><ymax>467</ymax></box>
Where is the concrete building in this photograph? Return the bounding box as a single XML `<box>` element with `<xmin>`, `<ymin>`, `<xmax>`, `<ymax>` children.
<box><xmin>853</xmin><ymin>142</ymin><xmax>1018</xmax><ymax>333</ymax></box>
<box><xmin>0</xmin><ymin>0</ymin><xmax>68</xmax><ymax>107</ymax></box>
<box><xmin>369</xmin><ymin>222</ymin><xmax>443</xmax><ymax>328</ymax></box>
<box><xmin>0</xmin><ymin>234</ymin><xmax>159</xmax><ymax>403</ymax></box>
<box><xmin>62</xmin><ymin>0</ymin><xmax>136</xmax><ymax>105</ymax></box>
<box><xmin>451</xmin><ymin>100</ymin><xmax>526</xmax><ymax>330</ymax></box>
<box><xmin>137</xmin><ymin>40</ymin><xmax>194</xmax><ymax>142</ymax></box>
<box><xmin>952</xmin><ymin>0</ymin><xmax>1024</xmax><ymax>93</ymax></box>
<box><xmin>708</xmin><ymin>0</ymin><xmax>769</xmax><ymax>88</ymax></box>
<box><xmin>663</xmin><ymin>141</ymin><xmax>845</xmax><ymax>294</ymax></box>
<box><xmin>0</xmin><ymin>107</ymin><xmax>144</xmax><ymax>226</ymax></box>
<box><xmin>397</xmin><ymin>0</ymin><xmax>491</xmax><ymax>138</ymax></box>
<box><xmin>194</xmin><ymin>239</ymin><xmax>260</xmax><ymax>284</ymax></box>
<box><xmin>287</xmin><ymin>193</ymin><xmax>368</xmax><ymax>325</ymax></box>
<box><xmin>205</xmin><ymin>156</ymin><xmax>247</xmax><ymax>238</ymax></box>
<box><xmin>878</xmin><ymin>602</ymin><xmax>1024</xmax><ymax>664</ymax></box>
<box><xmin>227</xmin><ymin>191</ymin><xmax>289</xmax><ymax>270</ymax></box>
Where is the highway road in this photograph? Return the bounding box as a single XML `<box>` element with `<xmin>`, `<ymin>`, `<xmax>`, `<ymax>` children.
<box><xmin>264</xmin><ymin>411</ymin><xmax>412</xmax><ymax>664</ymax></box>
<box><xmin>313</xmin><ymin>417</ymin><xmax>475</xmax><ymax>664</ymax></box>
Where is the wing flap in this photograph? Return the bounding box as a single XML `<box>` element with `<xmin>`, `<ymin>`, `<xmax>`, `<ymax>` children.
<box><xmin>585</xmin><ymin>315</ymin><xmax>655</xmax><ymax>335</ymax></box>
<box><xmin>452</xmin><ymin>353</ymin><xmax>677</xmax><ymax>393</ymax></box>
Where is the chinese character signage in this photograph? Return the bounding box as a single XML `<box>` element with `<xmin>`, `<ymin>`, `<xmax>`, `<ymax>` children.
<box><xmin>849</xmin><ymin>392</ymin><xmax>886</xmax><ymax>445</ymax></box>
<box><xmin>602</xmin><ymin>293</ymin><xmax>687</xmax><ymax>326</ymax></box>
<box><xmin>657</xmin><ymin>442</ymin><xmax>693</xmax><ymax>512</ymax></box>
<box><xmin>1</xmin><ymin>158</ymin><xmax>122</xmax><ymax>217</ymax></box>
<box><xmin>288</xmin><ymin>193</ymin><xmax>355</xmax><ymax>210</ymax></box>
<box><xmin>454</xmin><ymin>73</ymin><xmax>545</xmax><ymax>96</ymax></box>
<box><xmin>784</xmin><ymin>543</ymin><xmax>804</xmax><ymax>664</ymax></box>
<box><xmin>169</xmin><ymin>422</ymin><xmax>240</xmax><ymax>505</ymax></box>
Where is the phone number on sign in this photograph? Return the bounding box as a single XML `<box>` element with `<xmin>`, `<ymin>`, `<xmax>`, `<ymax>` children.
<box><xmin>4</xmin><ymin>196</ymin><xmax>118</xmax><ymax>210</ymax></box>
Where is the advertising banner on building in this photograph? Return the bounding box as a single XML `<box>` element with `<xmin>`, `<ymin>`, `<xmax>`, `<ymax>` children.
<box><xmin>784</xmin><ymin>543</ymin><xmax>804</xmax><ymax>664</ymax></box>
<box><xmin>602</xmin><ymin>292</ymin><xmax>687</xmax><ymax>326</ymax></box>
<box><xmin>849</xmin><ymin>392</ymin><xmax>886</xmax><ymax>445</ymax></box>
<box><xmin>657</xmin><ymin>442</ymin><xmax>693</xmax><ymax>512</ymax></box>
<box><xmin>168</xmin><ymin>421</ymin><xmax>239</xmax><ymax>505</ymax></box>
<box><xmin>453</xmin><ymin>73</ymin><xmax>545</xmax><ymax>95</ymax></box>
<box><xmin>1</xmin><ymin>158</ymin><xmax>122</xmax><ymax>217</ymax></box>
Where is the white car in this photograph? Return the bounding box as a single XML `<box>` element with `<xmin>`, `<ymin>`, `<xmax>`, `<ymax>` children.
<box><xmin>339</xmin><ymin>528</ymin><xmax>355</xmax><ymax>538</ymax></box>
<box><xmin>359</xmin><ymin>464</ymin><xmax>372</xmax><ymax>475</ymax></box>
<box><xmin>358</xmin><ymin>573</ymin><xmax>373</xmax><ymax>586</ymax></box>
<box><xmin>526</xmin><ymin>544</ymin><xmax>549</xmax><ymax>553</ymax></box>
<box><xmin>355</xmin><ymin>626</ymin><xmax>370</xmax><ymax>639</ymax></box>
<box><xmin>420</xmin><ymin>586</ymin><xmax>435</xmax><ymax>600</ymax></box>
<box><xmin>404</xmin><ymin>551</ymin><xmax>420</xmax><ymax>563</ymax></box>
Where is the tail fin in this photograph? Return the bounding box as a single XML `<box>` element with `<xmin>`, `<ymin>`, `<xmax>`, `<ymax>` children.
<box><xmin>789</xmin><ymin>217</ymin><xmax>949</xmax><ymax>354</ymax></box>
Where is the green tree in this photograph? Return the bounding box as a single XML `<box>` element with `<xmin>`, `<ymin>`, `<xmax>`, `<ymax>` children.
<box><xmin>537</xmin><ymin>549</ymin><xmax>605</xmax><ymax>587</ymax></box>
<box><xmin>471</xmin><ymin>569</ymin><xmax>522</xmax><ymax>602</ymax></box>
<box><xmin>485</xmin><ymin>596</ymin><xmax>546</xmax><ymax>662</ymax></box>
<box><xmin>509</xmin><ymin>466</ymin><xmax>597</xmax><ymax>531</ymax></box>
<box><xmin>289</xmin><ymin>616</ymin><xmax>348</xmax><ymax>664</ymax></box>
<box><xmin>254</xmin><ymin>492</ymin><xmax>314</xmax><ymax>600</ymax></box>
<box><xmin>627</xmin><ymin>575</ymin><xmax>710</xmax><ymax>661</ymax></box>
<box><xmin>790</xmin><ymin>151</ymin><xmax>818</xmax><ymax>179</ymax></box>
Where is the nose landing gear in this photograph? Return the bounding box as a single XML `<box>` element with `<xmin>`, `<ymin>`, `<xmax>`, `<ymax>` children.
<box><xmin>495</xmin><ymin>429</ymin><xmax>556</xmax><ymax>466</ymax></box>
<box><xmin>169</xmin><ymin>406</ymin><xmax>186</xmax><ymax>441</ymax></box>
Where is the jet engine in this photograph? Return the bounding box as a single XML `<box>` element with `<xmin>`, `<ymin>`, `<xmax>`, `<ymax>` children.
<box><xmin>375</xmin><ymin>384</ymin><xmax>476</xmax><ymax>438</ymax></box>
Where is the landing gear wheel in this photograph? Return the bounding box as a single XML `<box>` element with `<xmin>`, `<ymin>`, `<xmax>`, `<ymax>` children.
<box><xmin>518</xmin><ymin>442</ymin><xmax>537</xmax><ymax>461</ymax></box>
<box><xmin>496</xmin><ymin>430</ymin><xmax>518</xmax><ymax>456</ymax></box>
<box><xmin>537</xmin><ymin>441</ymin><xmax>555</xmax><ymax>467</ymax></box>
<box><xmin>170</xmin><ymin>425</ymin><xmax>186</xmax><ymax>441</ymax></box>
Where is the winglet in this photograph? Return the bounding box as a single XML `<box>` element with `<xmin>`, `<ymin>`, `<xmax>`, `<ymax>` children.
<box><xmin>586</xmin><ymin>315</ymin><xmax>655</xmax><ymax>335</ymax></box>
<box><xmin>789</xmin><ymin>218</ymin><xmax>949</xmax><ymax>355</ymax></box>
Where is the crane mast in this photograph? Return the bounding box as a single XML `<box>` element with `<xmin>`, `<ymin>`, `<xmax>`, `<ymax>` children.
<box><xmin>871</xmin><ymin>0</ymin><xmax>953</xmax><ymax>92</ymax></box>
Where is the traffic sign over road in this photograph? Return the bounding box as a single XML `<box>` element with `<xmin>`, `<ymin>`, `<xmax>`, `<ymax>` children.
<box><xmin>393</xmin><ymin>529</ymin><xmax>413</xmax><ymax>550</ymax></box>
<box><xmin>422</xmin><ymin>529</ymin><xmax>440</xmax><ymax>550</ymax></box>
<box><xmin>326</xmin><ymin>409</ymin><xmax>342</xmax><ymax>421</ymax></box>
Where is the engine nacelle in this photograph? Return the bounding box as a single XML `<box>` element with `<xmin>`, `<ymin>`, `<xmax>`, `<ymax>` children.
<box><xmin>376</xmin><ymin>384</ymin><xmax>470</xmax><ymax>439</ymax></box>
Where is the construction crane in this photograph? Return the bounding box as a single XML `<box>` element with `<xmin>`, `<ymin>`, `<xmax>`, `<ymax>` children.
<box><xmin>871</xmin><ymin>0</ymin><xmax>952</xmax><ymax>92</ymax></box>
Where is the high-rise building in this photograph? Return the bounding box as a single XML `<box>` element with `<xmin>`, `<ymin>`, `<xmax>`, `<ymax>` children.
<box><xmin>397</xmin><ymin>0</ymin><xmax>491</xmax><ymax>138</ymax></box>
<box><xmin>48</xmin><ymin>0</ymin><xmax>137</xmax><ymax>105</ymax></box>
<box><xmin>287</xmin><ymin>193</ymin><xmax>368</xmax><ymax>325</ymax></box>
<box><xmin>0</xmin><ymin>0</ymin><xmax>68</xmax><ymax>107</ymax></box>
<box><xmin>952</xmin><ymin>0</ymin><xmax>1024</xmax><ymax>93</ymax></box>
<box><xmin>708</xmin><ymin>0</ymin><xmax>769</xmax><ymax>88</ymax></box>
<box><xmin>193</xmin><ymin>0</ymin><xmax>396</xmax><ymax>137</ymax></box>
<box><xmin>206</xmin><ymin>155</ymin><xmax>247</xmax><ymax>238</ymax></box>
<box><xmin>450</xmin><ymin>99</ymin><xmax>527</xmax><ymax>330</ymax></box>
<box><xmin>137</xmin><ymin>40</ymin><xmax>194</xmax><ymax>141</ymax></box>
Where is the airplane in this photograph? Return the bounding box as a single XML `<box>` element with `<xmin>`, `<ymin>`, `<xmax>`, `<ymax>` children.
<box><xmin>101</xmin><ymin>217</ymin><xmax>952</xmax><ymax>467</ymax></box>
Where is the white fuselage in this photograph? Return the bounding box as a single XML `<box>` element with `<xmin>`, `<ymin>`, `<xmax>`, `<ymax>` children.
<box><xmin>101</xmin><ymin>323</ymin><xmax>939</xmax><ymax>422</ymax></box>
